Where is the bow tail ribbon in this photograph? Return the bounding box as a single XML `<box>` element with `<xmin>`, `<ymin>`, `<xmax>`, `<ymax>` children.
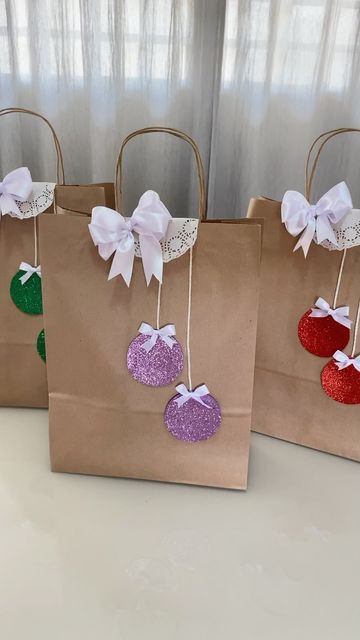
<box><xmin>316</xmin><ymin>215</ymin><xmax>338</xmax><ymax>246</ymax></box>
<box><xmin>293</xmin><ymin>218</ymin><xmax>316</xmax><ymax>257</ymax></box>
<box><xmin>160</xmin><ymin>334</ymin><xmax>177</xmax><ymax>349</ymax></box>
<box><xmin>175</xmin><ymin>384</ymin><xmax>211</xmax><ymax>408</ymax></box>
<box><xmin>141</xmin><ymin>332</ymin><xmax>158</xmax><ymax>353</ymax></box>
<box><xmin>108</xmin><ymin>244</ymin><xmax>135</xmax><ymax>285</ymax></box>
<box><xmin>0</xmin><ymin>193</ymin><xmax>21</xmax><ymax>217</ymax></box>
<box><xmin>141</xmin><ymin>333</ymin><xmax>176</xmax><ymax>353</ymax></box>
<box><xmin>139</xmin><ymin>234</ymin><xmax>164</xmax><ymax>285</ymax></box>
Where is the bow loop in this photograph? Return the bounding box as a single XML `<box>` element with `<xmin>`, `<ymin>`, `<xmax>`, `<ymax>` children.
<box><xmin>89</xmin><ymin>190</ymin><xmax>171</xmax><ymax>286</ymax></box>
<box><xmin>139</xmin><ymin>322</ymin><xmax>177</xmax><ymax>353</ymax></box>
<box><xmin>0</xmin><ymin>167</ymin><xmax>33</xmax><ymax>218</ymax></box>
<box><xmin>175</xmin><ymin>384</ymin><xmax>211</xmax><ymax>408</ymax></box>
<box><xmin>281</xmin><ymin>182</ymin><xmax>352</xmax><ymax>257</ymax></box>
<box><xmin>333</xmin><ymin>350</ymin><xmax>360</xmax><ymax>372</ymax></box>
<box><xmin>18</xmin><ymin>262</ymin><xmax>41</xmax><ymax>285</ymax></box>
<box><xmin>309</xmin><ymin>297</ymin><xmax>352</xmax><ymax>329</ymax></box>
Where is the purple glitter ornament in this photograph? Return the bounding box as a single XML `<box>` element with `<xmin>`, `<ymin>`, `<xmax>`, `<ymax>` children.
<box><xmin>127</xmin><ymin>326</ymin><xmax>184</xmax><ymax>387</ymax></box>
<box><xmin>164</xmin><ymin>384</ymin><xmax>221</xmax><ymax>442</ymax></box>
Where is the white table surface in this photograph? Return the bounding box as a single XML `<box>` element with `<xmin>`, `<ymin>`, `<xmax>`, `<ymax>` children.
<box><xmin>0</xmin><ymin>407</ymin><xmax>359</xmax><ymax>640</ymax></box>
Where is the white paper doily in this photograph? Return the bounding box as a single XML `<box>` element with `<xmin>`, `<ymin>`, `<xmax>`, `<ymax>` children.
<box><xmin>320</xmin><ymin>208</ymin><xmax>360</xmax><ymax>250</ymax></box>
<box><xmin>7</xmin><ymin>182</ymin><xmax>56</xmax><ymax>219</ymax></box>
<box><xmin>133</xmin><ymin>218</ymin><xmax>199</xmax><ymax>262</ymax></box>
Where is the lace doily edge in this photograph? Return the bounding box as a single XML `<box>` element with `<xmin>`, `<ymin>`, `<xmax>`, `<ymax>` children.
<box><xmin>5</xmin><ymin>182</ymin><xmax>56</xmax><ymax>219</ymax></box>
<box><xmin>134</xmin><ymin>218</ymin><xmax>199</xmax><ymax>263</ymax></box>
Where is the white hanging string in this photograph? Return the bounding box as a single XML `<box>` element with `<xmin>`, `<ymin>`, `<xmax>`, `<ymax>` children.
<box><xmin>186</xmin><ymin>246</ymin><xmax>193</xmax><ymax>391</ymax></box>
<box><xmin>332</xmin><ymin>248</ymin><xmax>347</xmax><ymax>308</ymax></box>
<box><xmin>350</xmin><ymin>299</ymin><xmax>360</xmax><ymax>358</ymax></box>
<box><xmin>156</xmin><ymin>281</ymin><xmax>162</xmax><ymax>330</ymax></box>
<box><xmin>33</xmin><ymin>216</ymin><xmax>38</xmax><ymax>266</ymax></box>
<box><xmin>154</xmin><ymin>246</ymin><xmax>193</xmax><ymax>389</ymax></box>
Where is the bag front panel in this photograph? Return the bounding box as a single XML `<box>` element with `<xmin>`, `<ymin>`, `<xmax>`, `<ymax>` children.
<box><xmin>248</xmin><ymin>197</ymin><xmax>360</xmax><ymax>460</ymax></box>
<box><xmin>0</xmin><ymin>217</ymin><xmax>48</xmax><ymax>407</ymax></box>
<box><xmin>0</xmin><ymin>183</ymin><xmax>115</xmax><ymax>408</ymax></box>
<box><xmin>39</xmin><ymin>213</ymin><xmax>261</xmax><ymax>489</ymax></box>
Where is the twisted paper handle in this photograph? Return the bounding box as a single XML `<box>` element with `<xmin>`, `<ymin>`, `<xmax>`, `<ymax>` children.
<box><xmin>0</xmin><ymin>106</ymin><xmax>66</xmax><ymax>267</ymax></box>
<box><xmin>114</xmin><ymin>127</ymin><xmax>206</xmax><ymax>221</ymax></box>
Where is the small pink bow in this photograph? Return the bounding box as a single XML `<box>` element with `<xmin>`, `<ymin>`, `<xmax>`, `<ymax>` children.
<box><xmin>139</xmin><ymin>322</ymin><xmax>177</xmax><ymax>353</ymax></box>
<box><xmin>175</xmin><ymin>384</ymin><xmax>211</xmax><ymax>408</ymax></box>
<box><xmin>310</xmin><ymin>297</ymin><xmax>351</xmax><ymax>329</ymax></box>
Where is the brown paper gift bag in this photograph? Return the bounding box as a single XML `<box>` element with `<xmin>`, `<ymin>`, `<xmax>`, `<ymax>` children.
<box><xmin>0</xmin><ymin>107</ymin><xmax>114</xmax><ymax>408</ymax></box>
<box><xmin>39</xmin><ymin>127</ymin><xmax>262</xmax><ymax>489</ymax></box>
<box><xmin>247</xmin><ymin>128</ymin><xmax>360</xmax><ymax>461</ymax></box>
<box><xmin>0</xmin><ymin>107</ymin><xmax>65</xmax><ymax>408</ymax></box>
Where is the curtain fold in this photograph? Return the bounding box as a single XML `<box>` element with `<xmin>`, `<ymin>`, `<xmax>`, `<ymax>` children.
<box><xmin>1</xmin><ymin>0</ymin><xmax>360</xmax><ymax>218</ymax></box>
<box><xmin>209</xmin><ymin>0</ymin><xmax>360</xmax><ymax>217</ymax></box>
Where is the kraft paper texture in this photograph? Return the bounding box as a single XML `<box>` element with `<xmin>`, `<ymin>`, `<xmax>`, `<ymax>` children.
<box><xmin>248</xmin><ymin>196</ymin><xmax>360</xmax><ymax>461</ymax></box>
<box><xmin>39</xmin><ymin>212</ymin><xmax>261</xmax><ymax>489</ymax></box>
<box><xmin>0</xmin><ymin>184</ymin><xmax>114</xmax><ymax>407</ymax></box>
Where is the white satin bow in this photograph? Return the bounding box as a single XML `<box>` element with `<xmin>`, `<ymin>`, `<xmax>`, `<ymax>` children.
<box><xmin>0</xmin><ymin>167</ymin><xmax>33</xmax><ymax>218</ymax></box>
<box><xmin>139</xmin><ymin>322</ymin><xmax>176</xmax><ymax>353</ymax></box>
<box><xmin>89</xmin><ymin>190</ymin><xmax>171</xmax><ymax>286</ymax></box>
<box><xmin>18</xmin><ymin>262</ymin><xmax>41</xmax><ymax>285</ymax></box>
<box><xmin>175</xmin><ymin>384</ymin><xmax>211</xmax><ymax>408</ymax></box>
<box><xmin>281</xmin><ymin>182</ymin><xmax>352</xmax><ymax>257</ymax></box>
<box><xmin>333</xmin><ymin>350</ymin><xmax>360</xmax><ymax>372</ymax></box>
<box><xmin>310</xmin><ymin>297</ymin><xmax>352</xmax><ymax>329</ymax></box>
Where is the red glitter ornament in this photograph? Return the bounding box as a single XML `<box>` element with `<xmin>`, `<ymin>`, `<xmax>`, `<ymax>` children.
<box><xmin>321</xmin><ymin>353</ymin><xmax>360</xmax><ymax>404</ymax></box>
<box><xmin>298</xmin><ymin>309</ymin><xmax>350</xmax><ymax>357</ymax></box>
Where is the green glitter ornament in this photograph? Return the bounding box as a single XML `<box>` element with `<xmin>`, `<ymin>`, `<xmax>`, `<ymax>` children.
<box><xmin>10</xmin><ymin>269</ymin><xmax>43</xmax><ymax>315</ymax></box>
<box><xmin>37</xmin><ymin>329</ymin><xmax>46</xmax><ymax>362</ymax></box>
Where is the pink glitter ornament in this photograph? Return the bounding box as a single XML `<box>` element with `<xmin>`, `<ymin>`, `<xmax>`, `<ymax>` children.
<box><xmin>127</xmin><ymin>322</ymin><xmax>184</xmax><ymax>387</ymax></box>
<box><xmin>164</xmin><ymin>383</ymin><xmax>221</xmax><ymax>442</ymax></box>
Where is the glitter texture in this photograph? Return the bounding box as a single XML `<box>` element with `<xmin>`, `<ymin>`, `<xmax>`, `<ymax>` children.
<box><xmin>321</xmin><ymin>359</ymin><xmax>360</xmax><ymax>404</ymax></box>
<box><xmin>298</xmin><ymin>308</ymin><xmax>350</xmax><ymax>357</ymax></box>
<box><xmin>127</xmin><ymin>333</ymin><xmax>184</xmax><ymax>386</ymax></box>
<box><xmin>164</xmin><ymin>392</ymin><xmax>221</xmax><ymax>442</ymax></box>
<box><xmin>10</xmin><ymin>270</ymin><xmax>43</xmax><ymax>315</ymax></box>
<box><xmin>37</xmin><ymin>329</ymin><xmax>46</xmax><ymax>362</ymax></box>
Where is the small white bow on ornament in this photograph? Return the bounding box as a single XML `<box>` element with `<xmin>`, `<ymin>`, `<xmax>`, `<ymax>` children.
<box><xmin>281</xmin><ymin>182</ymin><xmax>352</xmax><ymax>257</ymax></box>
<box><xmin>175</xmin><ymin>384</ymin><xmax>211</xmax><ymax>408</ymax></box>
<box><xmin>139</xmin><ymin>322</ymin><xmax>177</xmax><ymax>353</ymax></box>
<box><xmin>0</xmin><ymin>167</ymin><xmax>33</xmax><ymax>218</ymax></box>
<box><xmin>89</xmin><ymin>190</ymin><xmax>171</xmax><ymax>286</ymax></box>
<box><xmin>310</xmin><ymin>297</ymin><xmax>352</xmax><ymax>329</ymax></box>
<box><xmin>18</xmin><ymin>262</ymin><xmax>42</xmax><ymax>285</ymax></box>
<box><xmin>333</xmin><ymin>350</ymin><xmax>360</xmax><ymax>372</ymax></box>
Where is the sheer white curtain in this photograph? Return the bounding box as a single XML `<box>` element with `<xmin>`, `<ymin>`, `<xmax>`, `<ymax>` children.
<box><xmin>209</xmin><ymin>0</ymin><xmax>360</xmax><ymax>217</ymax></box>
<box><xmin>1</xmin><ymin>0</ymin><xmax>360</xmax><ymax>218</ymax></box>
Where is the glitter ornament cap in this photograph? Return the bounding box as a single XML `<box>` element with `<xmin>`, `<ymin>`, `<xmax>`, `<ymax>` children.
<box><xmin>127</xmin><ymin>324</ymin><xmax>184</xmax><ymax>387</ymax></box>
<box><xmin>164</xmin><ymin>384</ymin><xmax>221</xmax><ymax>442</ymax></box>
<box><xmin>10</xmin><ymin>267</ymin><xmax>43</xmax><ymax>315</ymax></box>
<box><xmin>321</xmin><ymin>352</ymin><xmax>360</xmax><ymax>404</ymax></box>
<box><xmin>298</xmin><ymin>308</ymin><xmax>350</xmax><ymax>357</ymax></box>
